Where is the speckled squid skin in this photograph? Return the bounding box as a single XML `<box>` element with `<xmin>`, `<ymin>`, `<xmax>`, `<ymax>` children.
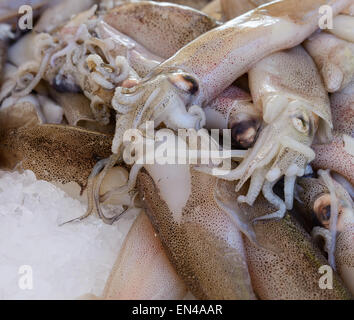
<box><xmin>0</xmin><ymin>39</ymin><xmax>6</xmax><ymax>78</ymax></box>
<box><xmin>137</xmin><ymin>166</ymin><xmax>256</xmax><ymax>300</ymax></box>
<box><xmin>295</xmin><ymin>176</ymin><xmax>354</xmax><ymax>295</ymax></box>
<box><xmin>220</xmin><ymin>0</ymin><xmax>257</xmax><ymax>20</ymax></box>
<box><xmin>154</xmin><ymin>0</ymin><xmax>352</xmax><ymax>105</ymax></box>
<box><xmin>35</xmin><ymin>0</ymin><xmax>95</xmax><ymax>33</ymax></box>
<box><xmin>0</xmin><ymin>124</ymin><xmax>112</xmax><ymax>190</ymax></box>
<box><xmin>102</xmin><ymin>211</ymin><xmax>187</xmax><ymax>300</ymax></box>
<box><xmin>248</xmin><ymin>45</ymin><xmax>331</xmax><ymax>140</ymax></box>
<box><xmin>103</xmin><ymin>1</ymin><xmax>219</xmax><ymax>59</ymax></box>
<box><xmin>204</xmin><ymin>85</ymin><xmax>258</xmax><ymax>129</ymax></box>
<box><xmin>330</xmin><ymin>79</ymin><xmax>354</xmax><ymax>136</ymax></box>
<box><xmin>312</xmin><ymin>132</ymin><xmax>354</xmax><ymax>185</ymax></box>
<box><xmin>336</xmin><ymin>223</ymin><xmax>354</xmax><ymax>295</ymax></box>
<box><xmin>231</xmin><ymin>187</ymin><xmax>352</xmax><ymax>300</ymax></box>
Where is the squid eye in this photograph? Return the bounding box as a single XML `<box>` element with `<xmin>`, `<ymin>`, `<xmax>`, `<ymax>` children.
<box><xmin>313</xmin><ymin>194</ymin><xmax>331</xmax><ymax>228</ymax></box>
<box><xmin>292</xmin><ymin>112</ymin><xmax>310</xmax><ymax>133</ymax></box>
<box><xmin>168</xmin><ymin>73</ymin><xmax>199</xmax><ymax>95</ymax></box>
<box><xmin>313</xmin><ymin>193</ymin><xmax>344</xmax><ymax>229</ymax></box>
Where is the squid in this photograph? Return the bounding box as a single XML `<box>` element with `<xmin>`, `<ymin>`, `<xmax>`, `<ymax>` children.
<box><xmin>310</xmin><ymin>80</ymin><xmax>353</xmax><ymax>184</ymax></box>
<box><xmin>330</xmin><ymin>79</ymin><xmax>354</xmax><ymax>136</ymax></box>
<box><xmin>202</xmin><ymin>0</ymin><xmax>223</xmax><ymax>22</ymax></box>
<box><xmin>203</xmin><ymin>46</ymin><xmax>331</xmax><ymax>222</ymax></box>
<box><xmin>0</xmin><ymin>124</ymin><xmax>112</xmax><ymax>190</ymax></box>
<box><xmin>221</xmin><ymin>0</ymin><xmax>354</xmax><ymax>94</ymax></box>
<box><xmin>312</xmin><ymin>132</ymin><xmax>354</xmax><ymax>185</ymax></box>
<box><xmin>296</xmin><ymin>172</ymin><xmax>354</xmax><ymax>295</ymax></box>
<box><xmin>241</xmin><ymin>192</ymin><xmax>352</xmax><ymax>299</ymax></box>
<box><xmin>103</xmin><ymin>1</ymin><xmax>219</xmax><ymax>60</ymax></box>
<box><xmin>100</xmin><ymin>0</ymin><xmax>213</xmax><ymax>11</ymax></box>
<box><xmin>327</xmin><ymin>14</ymin><xmax>354</xmax><ymax>43</ymax></box>
<box><xmin>48</xmin><ymin>89</ymin><xmax>115</xmax><ymax>134</ymax></box>
<box><xmin>135</xmin><ymin>134</ymin><xmax>256</xmax><ymax>300</ymax></box>
<box><xmin>220</xmin><ymin>0</ymin><xmax>268</xmax><ymax>20</ymax></box>
<box><xmin>303</xmin><ymin>32</ymin><xmax>354</xmax><ymax>93</ymax></box>
<box><xmin>34</xmin><ymin>0</ymin><xmax>96</xmax><ymax>33</ymax></box>
<box><xmin>214</xmin><ymin>175</ymin><xmax>352</xmax><ymax>299</ymax></box>
<box><xmin>111</xmin><ymin>0</ymin><xmax>351</xmax><ymax>216</ymax></box>
<box><xmin>100</xmin><ymin>211</ymin><xmax>187</xmax><ymax>300</ymax></box>
<box><xmin>204</xmin><ymin>85</ymin><xmax>262</xmax><ymax>149</ymax></box>
<box><xmin>12</xmin><ymin>1</ymin><xmax>217</xmax><ymax>126</ymax></box>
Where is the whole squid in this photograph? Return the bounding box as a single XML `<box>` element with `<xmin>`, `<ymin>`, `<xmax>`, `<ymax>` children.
<box><xmin>136</xmin><ymin>135</ymin><xmax>256</xmax><ymax>300</ymax></box>
<box><xmin>204</xmin><ymin>46</ymin><xmax>331</xmax><ymax>222</ymax></box>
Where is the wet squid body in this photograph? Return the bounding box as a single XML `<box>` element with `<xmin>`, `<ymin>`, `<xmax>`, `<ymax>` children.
<box><xmin>135</xmin><ymin>135</ymin><xmax>352</xmax><ymax>299</ymax></box>
<box><xmin>296</xmin><ymin>171</ymin><xmax>354</xmax><ymax>296</ymax></box>
<box><xmin>0</xmin><ymin>0</ymin><xmax>353</xmax><ymax>301</ymax></box>
<box><xmin>112</xmin><ymin>0</ymin><xmax>352</xmax><ymax>221</ymax></box>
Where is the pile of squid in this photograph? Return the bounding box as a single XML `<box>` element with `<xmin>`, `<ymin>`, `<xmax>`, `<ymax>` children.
<box><xmin>0</xmin><ymin>0</ymin><xmax>353</xmax><ymax>300</ymax></box>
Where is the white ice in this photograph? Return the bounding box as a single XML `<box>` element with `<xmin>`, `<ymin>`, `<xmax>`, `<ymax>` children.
<box><xmin>0</xmin><ymin>169</ymin><xmax>137</xmax><ymax>300</ymax></box>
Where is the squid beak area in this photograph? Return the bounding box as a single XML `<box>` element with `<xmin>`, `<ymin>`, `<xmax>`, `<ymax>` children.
<box><xmin>231</xmin><ymin>119</ymin><xmax>260</xmax><ymax>149</ymax></box>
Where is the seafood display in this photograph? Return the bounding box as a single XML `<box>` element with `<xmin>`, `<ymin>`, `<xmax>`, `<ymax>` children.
<box><xmin>0</xmin><ymin>0</ymin><xmax>353</xmax><ymax>300</ymax></box>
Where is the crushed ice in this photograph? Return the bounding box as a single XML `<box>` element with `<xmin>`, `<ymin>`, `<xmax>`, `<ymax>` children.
<box><xmin>0</xmin><ymin>170</ymin><xmax>137</xmax><ymax>299</ymax></box>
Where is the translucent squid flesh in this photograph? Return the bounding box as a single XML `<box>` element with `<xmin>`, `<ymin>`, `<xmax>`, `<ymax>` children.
<box><xmin>327</xmin><ymin>14</ymin><xmax>354</xmax><ymax>43</ymax></box>
<box><xmin>136</xmin><ymin>147</ymin><xmax>256</xmax><ymax>299</ymax></box>
<box><xmin>151</xmin><ymin>0</ymin><xmax>351</xmax><ymax>105</ymax></box>
<box><xmin>111</xmin><ymin>1</ymin><xmax>351</xmax><ymax>199</ymax></box>
<box><xmin>95</xmin><ymin>21</ymin><xmax>163</xmax><ymax>78</ymax></box>
<box><xmin>304</xmin><ymin>32</ymin><xmax>354</xmax><ymax>93</ymax></box>
<box><xmin>206</xmin><ymin>45</ymin><xmax>330</xmax><ymax>222</ymax></box>
<box><xmin>204</xmin><ymin>85</ymin><xmax>262</xmax><ymax>149</ymax></box>
<box><xmin>35</xmin><ymin>0</ymin><xmax>96</xmax><ymax>33</ymax></box>
<box><xmin>110</xmin><ymin>0</ymin><xmax>350</xmax><ymax>183</ymax></box>
<box><xmin>102</xmin><ymin>211</ymin><xmax>187</xmax><ymax>300</ymax></box>
<box><xmin>49</xmin><ymin>88</ymin><xmax>115</xmax><ymax>134</ymax></box>
<box><xmin>217</xmin><ymin>179</ymin><xmax>352</xmax><ymax>299</ymax></box>
<box><xmin>61</xmin><ymin>2</ymin><xmax>218</xmax><ymax>220</ymax></box>
<box><xmin>221</xmin><ymin>1</ymin><xmax>354</xmax><ymax>93</ymax></box>
<box><xmin>202</xmin><ymin>0</ymin><xmax>223</xmax><ymax>22</ymax></box>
